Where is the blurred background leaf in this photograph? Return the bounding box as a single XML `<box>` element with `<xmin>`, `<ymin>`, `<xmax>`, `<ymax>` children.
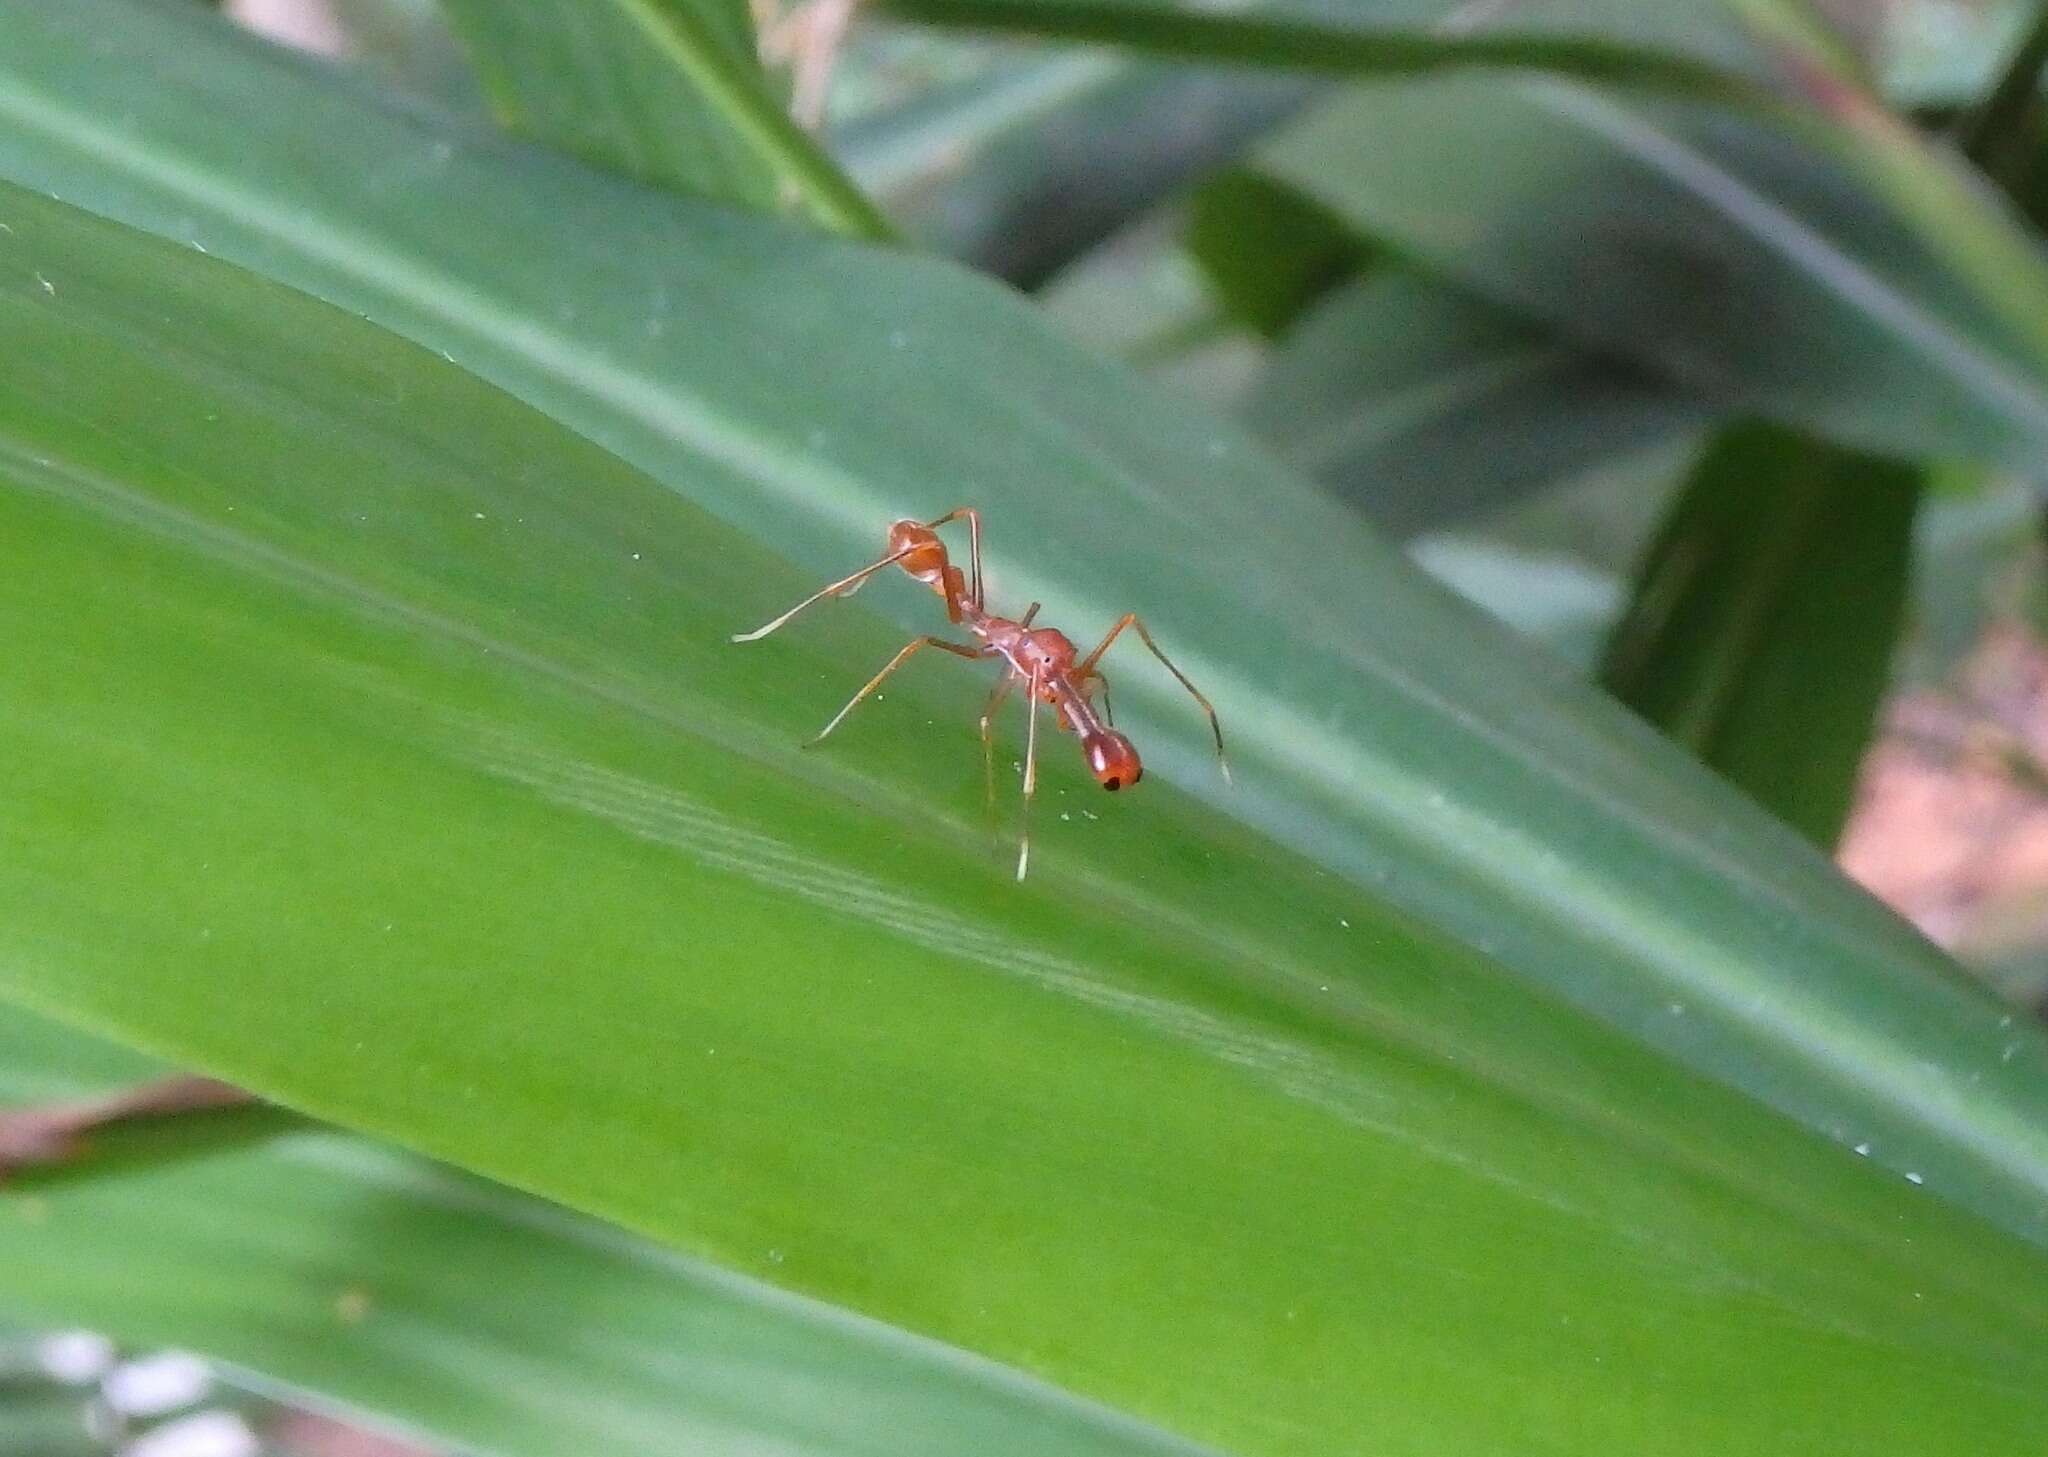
<box><xmin>869</xmin><ymin>0</ymin><xmax>1777</xmax><ymax>88</ymax></box>
<box><xmin>1599</xmin><ymin>423</ymin><xmax>1923</xmax><ymax>848</ymax></box>
<box><xmin>1180</xmin><ymin>170</ymin><xmax>1364</xmax><ymax>338</ymax></box>
<box><xmin>1243</xmin><ymin>273</ymin><xmax>1713</xmax><ymax>539</ymax></box>
<box><xmin>1244</xmin><ymin>73</ymin><xmax>2048</xmax><ymax>473</ymax></box>
<box><xmin>432</xmin><ymin>0</ymin><xmax>896</xmax><ymax>232</ymax></box>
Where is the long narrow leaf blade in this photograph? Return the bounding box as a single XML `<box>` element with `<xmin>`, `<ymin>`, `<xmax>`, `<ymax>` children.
<box><xmin>7</xmin><ymin>165</ymin><xmax>2048</xmax><ymax>1457</ymax></box>
<box><xmin>3</xmin><ymin>0</ymin><xmax>2046</xmax><ymax>1254</ymax></box>
<box><xmin>1600</xmin><ymin>422</ymin><xmax>1921</xmax><ymax>848</ymax></box>
<box><xmin>874</xmin><ymin>0</ymin><xmax>1770</xmax><ymax>88</ymax></box>
<box><xmin>0</xmin><ymin>1009</ymin><xmax>1205</xmax><ymax>1457</ymax></box>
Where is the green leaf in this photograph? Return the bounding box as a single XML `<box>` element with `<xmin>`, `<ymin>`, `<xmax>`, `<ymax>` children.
<box><xmin>8</xmin><ymin>0</ymin><xmax>2048</xmax><ymax>1256</ymax></box>
<box><xmin>8</xmin><ymin>163</ymin><xmax>2048</xmax><ymax>1457</ymax></box>
<box><xmin>873</xmin><ymin>0</ymin><xmax>1768</xmax><ymax>90</ymax></box>
<box><xmin>1182</xmin><ymin>171</ymin><xmax>1367</xmax><ymax>337</ymax></box>
<box><xmin>1599</xmin><ymin>423</ymin><xmax>1921</xmax><ymax>848</ymax></box>
<box><xmin>7</xmin><ymin>4</ymin><xmax>2048</xmax><ymax>1449</ymax></box>
<box><xmin>1244</xmin><ymin>273</ymin><xmax>1713</xmax><ymax>537</ymax></box>
<box><xmin>851</xmin><ymin>55</ymin><xmax>1312</xmax><ymax>286</ymax></box>
<box><xmin>436</xmin><ymin>0</ymin><xmax>892</xmax><ymax>237</ymax></box>
<box><xmin>0</xmin><ymin>1008</ymin><xmax>1205</xmax><ymax>1457</ymax></box>
<box><xmin>1034</xmin><ymin>219</ymin><xmax>1260</xmax><ymax>410</ymax></box>
<box><xmin>1248</xmin><ymin>73</ymin><xmax>2048</xmax><ymax>474</ymax></box>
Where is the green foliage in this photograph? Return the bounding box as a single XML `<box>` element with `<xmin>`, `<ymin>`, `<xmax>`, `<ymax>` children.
<box><xmin>1</xmin><ymin>1008</ymin><xmax>1195</xmax><ymax>1457</ymax></box>
<box><xmin>1248</xmin><ymin>75</ymin><xmax>2048</xmax><ymax>471</ymax></box>
<box><xmin>1600</xmin><ymin>424</ymin><xmax>1921</xmax><ymax>848</ymax></box>
<box><xmin>437</xmin><ymin>0</ymin><xmax>892</xmax><ymax>236</ymax></box>
<box><xmin>4</xmin><ymin>2</ymin><xmax>2048</xmax><ymax>1454</ymax></box>
<box><xmin>871</xmin><ymin>0</ymin><xmax>1768</xmax><ymax>89</ymax></box>
<box><xmin>1244</xmin><ymin>273</ymin><xmax>1711</xmax><ymax>538</ymax></box>
<box><xmin>13</xmin><ymin>140</ymin><xmax>2044</xmax><ymax>1451</ymax></box>
<box><xmin>1182</xmin><ymin>171</ymin><xmax>1366</xmax><ymax>337</ymax></box>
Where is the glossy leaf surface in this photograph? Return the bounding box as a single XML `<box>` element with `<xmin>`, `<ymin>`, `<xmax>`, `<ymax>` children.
<box><xmin>5</xmin><ymin>6</ymin><xmax>2048</xmax><ymax>1453</ymax></box>
<box><xmin>0</xmin><ymin>1008</ymin><xmax>1202</xmax><ymax>1457</ymax></box>
<box><xmin>6</xmin><ymin>164</ymin><xmax>2048</xmax><ymax>1457</ymax></box>
<box><xmin>5</xmin><ymin>0</ymin><xmax>2048</xmax><ymax>1255</ymax></box>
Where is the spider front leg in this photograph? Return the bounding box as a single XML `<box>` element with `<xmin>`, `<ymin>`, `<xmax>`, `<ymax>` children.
<box><xmin>731</xmin><ymin>544</ymin><xmax>918</xmax><ymax>644</ymax></box>
<box><xmin>1079</xmin><ymin>614</ymin><xmax>1229</xmax><ymax>784</ymax></box>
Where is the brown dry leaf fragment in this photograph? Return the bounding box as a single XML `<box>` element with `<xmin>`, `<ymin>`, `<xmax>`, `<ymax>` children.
<box><xmin>0</xmin><ymin>1075</ymin><xmax>255</xmax><ymax>1180</ymax></box>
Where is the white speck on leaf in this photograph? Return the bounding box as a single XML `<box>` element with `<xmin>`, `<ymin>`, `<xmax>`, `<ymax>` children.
<box><xmin>33</xmin><ymin>271</ymin><xmax>53</xmax><ymax>295</ymax></box>
<box><xmin>1906</xmin><ymin>1171</ymin><xmax>1924</xmax><ymax>1185</ymax></box>
<box><xmin>1854</xmin><ymin>1142</ymin><xmax>1871</xmax><ymax>1156</ymax></box>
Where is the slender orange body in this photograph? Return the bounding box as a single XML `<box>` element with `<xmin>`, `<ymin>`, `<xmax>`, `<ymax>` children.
<box><xmin>733</xmin><ymin>510</ymin><xmax>1225</xmax><ymax>878</ymax></box>
<box><xmin>896</xmin><ymin>519</ymin><xmax>1140</xmax><ymax>787</ymax></box>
